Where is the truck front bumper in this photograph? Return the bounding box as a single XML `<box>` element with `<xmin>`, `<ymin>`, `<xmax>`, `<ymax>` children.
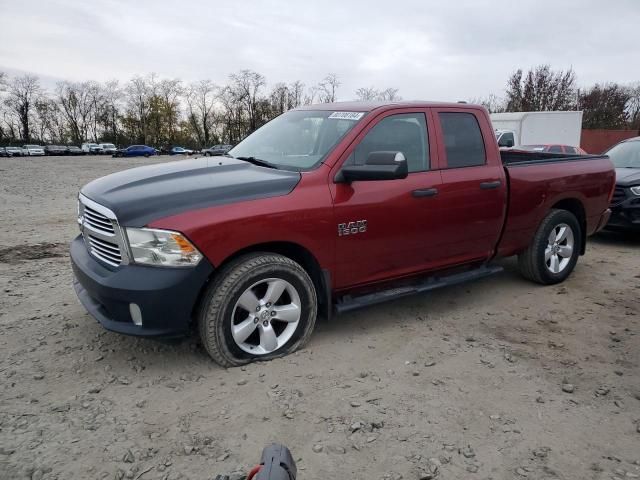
<box><xmin>70</xmin><ymin>235</ymin><xmax>213</xmax><ymax>337</ymax></box>
<box><xmin>606</xmin><ymin>199</ymin><xmax>640</xmax><ymax>231</ymax></box>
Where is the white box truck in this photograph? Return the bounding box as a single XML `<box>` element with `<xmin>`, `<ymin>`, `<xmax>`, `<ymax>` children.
<box><xmin>491</xmin><ymin>111</ymin><xmax>583</xmax><ymax>149</ymax></box>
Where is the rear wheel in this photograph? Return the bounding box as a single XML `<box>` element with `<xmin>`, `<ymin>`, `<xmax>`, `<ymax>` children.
<box><xmin>198</xmin><ymin>253</ymin><xmax>317</xmax><ymax>367</ymax></box>
<box><xmin>518</xmin><ymin>209</ymin><xmax>581</xmax><ymax>285</ymax></box>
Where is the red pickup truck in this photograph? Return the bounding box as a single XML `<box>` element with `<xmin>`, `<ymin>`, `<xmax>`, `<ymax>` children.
<box><xmin>70</xmin><ymin>101</ymin><xmax>615</xmax><ymax>366</ymax></box>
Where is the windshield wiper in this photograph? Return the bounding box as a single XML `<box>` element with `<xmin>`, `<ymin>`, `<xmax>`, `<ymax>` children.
<box><xmin>231</xmin><ymin>155</ymin><xmax>279</xmax><ymax>169</ymax></box>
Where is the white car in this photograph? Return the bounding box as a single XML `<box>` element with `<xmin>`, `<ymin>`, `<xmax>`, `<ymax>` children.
<box><xmin>99</xmin><ymin>143</ymin><xmax>117</xmax><ymax>155</ymax></box>
<box><xmin>22</xmin><ymin>144</ymin><xmax>45</xmax><ymax>156</ymax></box>
<box><xmin>81</xmin><ymin>143</ymin><xmax>104</xmax><ymax>154</ymax></box>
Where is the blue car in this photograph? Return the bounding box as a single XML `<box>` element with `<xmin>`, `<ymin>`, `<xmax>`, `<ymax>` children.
<box><xmin>113</xmin><ymin>145</ymin><xmax>157</xmax><ymax>158</ymax></box>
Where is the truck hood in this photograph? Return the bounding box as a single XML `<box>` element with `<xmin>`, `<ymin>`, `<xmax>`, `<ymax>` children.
<box><xmin>81</xmin><ymin>157</ymin><xmax>301</xmax><ymax>227</ymax></box>
<box><xmin>615</xmin><ymin>167</ymin><xmax>640</xmax><ymax>187</ymax></box>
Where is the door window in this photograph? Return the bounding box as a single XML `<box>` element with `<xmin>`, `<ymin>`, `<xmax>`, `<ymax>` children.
<box><xmin>563</xmin><ymin>146</ymin><xmax>577</xmax><ymax>154</ymax></box>
<box><xmin>548</xmin><ymin>145</ymin><xmax>563</xmax><ymax>153</ymax></box>
<box><xmin>350</xmin><ymin>113</ymin><xmax>429</xmax><ymax>172</ymax></box>
<box><xmin>439</xmin><ymin>112</ymin><xmax>486</xmax><ymax>168</ymax></box>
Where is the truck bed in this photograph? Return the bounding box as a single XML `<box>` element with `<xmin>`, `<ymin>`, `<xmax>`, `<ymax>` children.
<box><xmin>497</xmin><ymin>150</ymin><xmax>614</xmax><ymax>258</ymax></box>
<box><xmin>500</xmin><ymin>149</ymin><xmax>604</xmax><ymax>166</ymax></box>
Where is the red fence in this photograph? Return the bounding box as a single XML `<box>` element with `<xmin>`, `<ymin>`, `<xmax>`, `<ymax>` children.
<box><xmin>581</xmin><ymin>129</ymin><xmax>639</xmax><ymax>154</ymax></box>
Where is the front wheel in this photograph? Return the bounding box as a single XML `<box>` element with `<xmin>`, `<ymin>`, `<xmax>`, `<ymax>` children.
<box><xmin>198</xmin><ymin>253</ymin><xmax>318</xmax><ymax>367</ymax></box>
<box><xmin>518</xmin><ymin>209</ymin><xmax>582</xmax><ymax>285</ymax></box>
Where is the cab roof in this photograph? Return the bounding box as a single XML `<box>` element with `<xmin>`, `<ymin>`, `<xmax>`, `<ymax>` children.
<box><xmin>294</xmin><ymin>100</ymin><xmax>484</xmax><ymax>112</ymax></box>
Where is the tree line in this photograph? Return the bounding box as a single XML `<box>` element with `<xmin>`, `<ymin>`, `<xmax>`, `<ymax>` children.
<box><xmin>473</xmin><ymin>64</ymin><xmax>640</xmax><ymax>130</ymax></box>
<box><xmin>0</xmin><ymin>70</ymin><xmax>401</xmax><ymax>147</ymax></box>
<box><xmin>2</xmin><ymin>65</ymin><xmax>638</xmax><ymax>148</ymax></box>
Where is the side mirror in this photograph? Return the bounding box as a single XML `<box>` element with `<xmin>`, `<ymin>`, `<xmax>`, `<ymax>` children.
<box><xmin>338</xmin><ymin>151</ymin><xmax>409</xmax><ymax>183</ymax></box>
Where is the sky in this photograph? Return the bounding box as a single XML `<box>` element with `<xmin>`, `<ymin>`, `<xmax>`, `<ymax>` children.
<box><xmin>1</xmin><ymin>0</ymin><xmax>639</xmax><ymax>102</ymax></box>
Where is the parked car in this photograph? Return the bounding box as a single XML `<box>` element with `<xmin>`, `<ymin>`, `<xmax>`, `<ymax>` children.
<box><xmin>604</xmin><ymin>136</ymin><xmax>640</xmax><ymax>231</ymax></box>
<box><xmin>514</xmin><ymin>144</ymin><xmax>588</xmax><ymax>155</ymax></box>
<box><xmin>45</xmin><ymin>145</ymin><xmax>69</xmax><ymax>156</ymax></box>
<box><xmin>5</xmin><ymin>146</ymin><xmax>24</xmax><ymax>157</ymax></box>
<box><xmin>169</xmin><ymin>146</ymin><xmax>194</xmax><ymax>155</ymax></box>
<box><xmin>81</xmin><ymin>143</ymin><xmax>104</xmax><ymax>155</ymax></box>
<box><xmin>0</xmin><ymin>147</ymin><xmax>13</xmax><ymax>157</ymax></box>
<box><xmin>202</xmin><ymin>144</ymin><xmax>233</xmax><ymax>156</ymax></box>
<box><xmin>71</xmin><ymin>101</ymin><xmax>614</xmax><ymax>366</ymax></box>
<box><xmin>112</xmin><ymin>145</ymin><xmax>157</xmax><ymax>157</ymax></box>
<box><xmin>67</xmin><ymin>146</ymin><xmax>83</xmax><ymax>155</ymax></box>
<box><xmin>22</xmin><ymin>144</ymin><xmax>45</xmax><ymax>156</ymax></box>
<box><xmin>99</xmin><ymin>143</ymin><xmax>117</xmax><ymax>155</ymax></box>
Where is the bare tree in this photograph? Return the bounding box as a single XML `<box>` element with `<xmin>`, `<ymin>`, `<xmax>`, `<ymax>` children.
<box><xmin>470</xmin><ymin>94</ymin><xmax>506</xmax><ymax>113</ymax></box>
<box><xmin>98</xmin><ymin>80</ymin><xmax>123</xmax><ymax>144</ymax></box>
<box><xmin>378</xmin><ymin>87</ymin><xmax>401</xmax><ymax>101</ymax></box>
<box><xmin>288</xmin><ymin>81</ymin><xmax>305</xmax><ymax>109</ymax></box>
<box><xmin>317</xmin><ymin>73</ymin><xmax>340</xmax><ymax>103</ymax></box>
<box><xmin>269</xmin><ymin>82</ymin><xmax>289</xmax><ymax>116</ymax></box>
<box><xmin>626</xmin><ymin>82</ymin><xmax>640</xmax><ymax>130</ymax></box>
<box><xmin>159</xmin><ymin>78</ymin><xmax>183</xmax><ymax>143</ymax></box>
<box><xmin>4</xmin><ymin>74</ymin><xmax>41</xmax><ymax>142</ymax></box>
<box><xmin>123</xmin><ymin>76</ymin><xmax>152</xmax><ymax>144</ymax></box>
<box><xmin>355</xmin><ymin>87</ymin><xmax>379</xmax><ymax>101</ymax></box>
<box><xmin>185</xmin><ymin>80</ymin><xmax>218</xmax><ymax>147</ymax></box>
<box><xmin>229</xmin><ymin>70</ymin><xmax>266</xmax><ymax>132</ymax></box>
<box><xmin>56</xmin><ymin>81</ymin><xmax>94</xmax><ymax>144</ymax></box>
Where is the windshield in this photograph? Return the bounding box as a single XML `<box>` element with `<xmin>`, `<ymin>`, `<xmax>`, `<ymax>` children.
<box><xmin>228</xmin><ymin>110</ymin><xmax>364</xmax><ymax>170</ymax></box>
<box><xmin>102</xmin><ymin>144</ymin><xmax>115</xmax><ymax>148</ymax></box>
<box><xmin>606</xmin><ymin>140</ymin><xmax>640</xmax><ymax>168</ymax></box>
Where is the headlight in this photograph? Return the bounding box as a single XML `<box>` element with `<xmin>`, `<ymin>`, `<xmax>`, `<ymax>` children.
<box><xmin>630</xmin><ymin>186</ymin><xmax>640</xmax><ymax>196</ymax></box>
<box><xmin>125</xmin><ymin>228</ymin><xmax>203</xmax><ymax>267</ymax></box>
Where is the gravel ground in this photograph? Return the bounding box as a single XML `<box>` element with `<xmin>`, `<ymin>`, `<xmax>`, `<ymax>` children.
<box><xmin>0</xmin><ymin>155</ymin><xmax>639</xmax><ymax>480</ymax></box>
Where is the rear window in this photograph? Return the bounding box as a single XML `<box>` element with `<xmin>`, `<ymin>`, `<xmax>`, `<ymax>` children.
<box><xmin>438</xmin><ymin>112</ymin><xmax>486</xmax><ymax>168</ymax></box>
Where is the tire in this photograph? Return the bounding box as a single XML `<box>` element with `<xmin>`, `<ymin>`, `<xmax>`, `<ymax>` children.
<box><xmin>144</xmin><ymin>153</ymin><xmax>150</xmax><ymax>158</ymax></box>
<box><xmin>518</xmin><ymin>209</ymin><xmax>582</xmax><ymax>285</ymax></box>
<box><xmin>198</xmin><ymin>253</ymin><xmax>318</xmax><ymax>367</ymax></box>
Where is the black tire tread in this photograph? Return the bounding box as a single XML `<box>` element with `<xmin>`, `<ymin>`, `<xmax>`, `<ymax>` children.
<box><xmin>198</xmin><ymin>252</ymin><xmax>317</xmax><ymax>367</ymax></box>
<box><xmin>518</xmin><ymin>208</ymin><xmax>580</xmax><ymax>285</ymax></box>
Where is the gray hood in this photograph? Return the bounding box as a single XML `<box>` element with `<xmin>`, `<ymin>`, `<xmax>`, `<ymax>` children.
<box><xmin>81</xmin><ymin>157</ymin><xmax>301</xmax><ymax>226</ymax></box>
<box><xmin>615</xmin><ymin>167</ymin><xmax>640</xmax><ymax>187</ymax></box>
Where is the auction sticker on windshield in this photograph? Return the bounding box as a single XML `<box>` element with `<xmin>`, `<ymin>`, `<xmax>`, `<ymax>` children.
<box><xmin>328</xmin><ymin>112</ymin><xmax>365</xmax><ymax>120</ymax></box>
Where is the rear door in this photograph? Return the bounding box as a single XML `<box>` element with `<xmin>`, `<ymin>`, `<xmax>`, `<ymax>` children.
<box><xmin>331</xmin><ymin>109</ymin><xmax>443</xmax><ymax>288</ymax></box>
<box><xmin>430</xmin><ymin>108</ymin><xmax>507</xmax><ymax>264</ymax></box>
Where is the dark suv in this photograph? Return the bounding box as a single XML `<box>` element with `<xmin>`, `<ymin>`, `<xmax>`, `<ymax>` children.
<box><xmin>605</xmin><ymin>137</ymin><xmax>640</xmax><ymax>231</ymax></box>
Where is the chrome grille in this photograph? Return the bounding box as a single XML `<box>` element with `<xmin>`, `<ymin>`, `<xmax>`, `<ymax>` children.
<box><xmin>78</xmin><ymin>194</ymin><xmax>128</xmax><ymax>267</ymax></box>
<box><xmin>87</xmin><ymin>235</ymin><xmax>122</xmax><ymax>266</ymax></box>
<box><xmin>610</xmin><ymin>186</ymin><xmax>626</xmax><ymax>206</ymax></box>
<box><xmin>83</xmin><ymin>206</ymin><xmax>115</xmax><ymax>235</ymax></box>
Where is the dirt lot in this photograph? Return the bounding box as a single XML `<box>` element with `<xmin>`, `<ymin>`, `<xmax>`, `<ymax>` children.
<box><xmin>0</xmin><ymin>155</ymin><xmax>639</xmax><ymax>480</ymax></box>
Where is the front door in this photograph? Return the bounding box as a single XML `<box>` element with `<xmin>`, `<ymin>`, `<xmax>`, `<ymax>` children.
<box><xmin>330</xmin><ymin>109</ymin><xmax>443</xmax><ymax>289</ymax></box>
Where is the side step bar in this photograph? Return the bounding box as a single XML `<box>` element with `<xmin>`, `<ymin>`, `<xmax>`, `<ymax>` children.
<box><xmin>335</xmin><ymin>264</ymin><xmax>503</xmax><ymax>314</ymax></box>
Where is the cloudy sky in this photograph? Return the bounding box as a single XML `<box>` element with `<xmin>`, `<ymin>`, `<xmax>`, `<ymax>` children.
<box><xmin>1</xmin><ymin>0</ymin><xmax>638</xmax><ymax>101</ymax></box>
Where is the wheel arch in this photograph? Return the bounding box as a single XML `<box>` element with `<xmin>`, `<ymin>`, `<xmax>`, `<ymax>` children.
<box><xmin>195</xmin><ymin>241</ymin><xmax>331</xmax><ymax>322</ymax></box>
<box><xmin>550</xmin><ymin>198</ymin><xmax>586</xmax><ymax>255</ymax></box>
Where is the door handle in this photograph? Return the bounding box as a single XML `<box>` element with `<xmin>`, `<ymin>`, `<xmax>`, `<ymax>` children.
<box><xmin>412</xmin><ymin>188</ymin><xmax>439</xmax><ymax>198</ymax></box>
<box><xmin>480</xmin><ymin>180</ymin><xmax>502</xmax><ymax>190</ymax></box>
